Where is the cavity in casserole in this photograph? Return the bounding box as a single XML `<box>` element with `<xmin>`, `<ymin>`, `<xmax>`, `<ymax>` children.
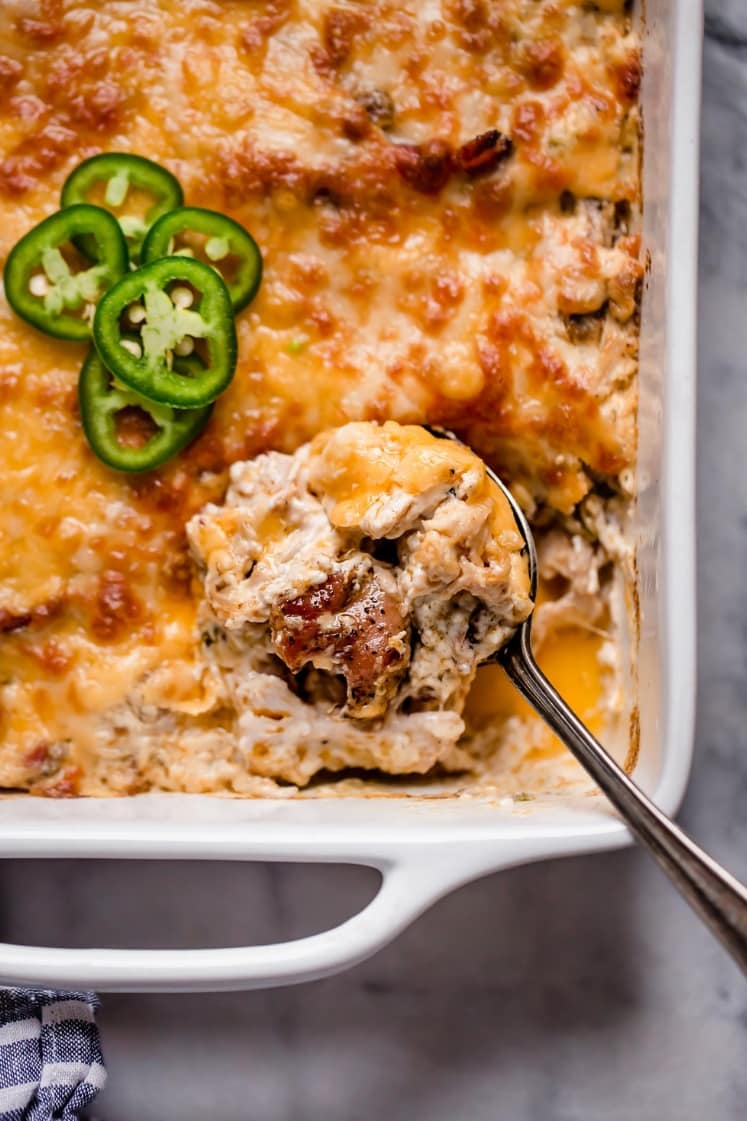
<box><xmin>0</xmin><ymin>0</ymin><xmax>640</xmax><ymax>797</ymax></box>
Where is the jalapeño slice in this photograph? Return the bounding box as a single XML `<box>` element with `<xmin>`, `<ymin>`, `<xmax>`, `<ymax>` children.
<box><xmin>141</xmin><ymin>206</ymin><xmax>263</xmax><ymax>311</ymax></box>
<box><xmin>92</xmin><ymin>256</ymin><xmax>237</xmax><ymax>408</ymax></box>
<box><xmin>61</xmin><ymin>153</ymin><xmax>184</xmax><ymax>262</ymax></box>
<box><xmin>78</xmin><ymin>348</ymin><xmax>212</xmax><ymax>473</ymax></box>
<box><xmin>3</xmin><ymin>205</ymin><xmax>128</xmax><ymax>341</ymax></box>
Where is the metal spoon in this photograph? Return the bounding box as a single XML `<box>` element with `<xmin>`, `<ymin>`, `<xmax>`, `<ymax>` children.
<box><xmin>430</xmin><ymin>427</ymin><xmax>747</xmax><ymax>976</ymax></box>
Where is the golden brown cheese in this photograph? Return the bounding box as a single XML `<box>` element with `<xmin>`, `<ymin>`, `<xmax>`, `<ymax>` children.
<box><xmin>307</xmin><ymin>421</ymin><xmax>520</xmax><ymax>543</ymax></box>
<box><xmin>0</xmin><ymin>0</ymin><xmax>639</xmax><ymax>796</ymax></box>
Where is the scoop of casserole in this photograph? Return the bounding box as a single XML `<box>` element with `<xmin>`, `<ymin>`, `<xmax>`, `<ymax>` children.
<box><xmin>187</xmin><ymin>421</ymin><xmax>532</xmax><ymax>785</ymax></box>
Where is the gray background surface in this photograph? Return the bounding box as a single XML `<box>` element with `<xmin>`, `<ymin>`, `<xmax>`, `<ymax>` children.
<box><xmin>2</xmin><ymin>5</ymin><xmax>746</xmax><ymax>1119</ymax></box>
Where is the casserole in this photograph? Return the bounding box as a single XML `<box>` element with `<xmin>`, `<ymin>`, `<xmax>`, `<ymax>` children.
<box><xmin>0</xmin><ymin>0</ymin><xmax>701</xmax><ymax>991</ymax></box>
<box><xmin>0</xmin><ymin>0</ymin><xmax>644</xmax><ymax>799</ymax></box>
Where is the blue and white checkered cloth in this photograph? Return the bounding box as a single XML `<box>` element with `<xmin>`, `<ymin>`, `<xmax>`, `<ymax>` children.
<box><xmin>0</xmin><ymin>990</ymin><xmax>105</xmax><ymax>1120</ymax></box>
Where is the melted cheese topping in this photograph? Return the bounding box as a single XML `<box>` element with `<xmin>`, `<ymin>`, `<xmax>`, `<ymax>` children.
<box><xmin>311</xmin><ymin>423</ymin><xmax>481</xmax><ymax>527</ymax></box>
<box><xmin>0</xmin><ymin>0</ymin><xmax>639</xmax><ymax>796</ymax></box>
<box><xmin>308</xmin><ymin>421</ymin><xmax>521</xmax><ymax>546</ymax></box>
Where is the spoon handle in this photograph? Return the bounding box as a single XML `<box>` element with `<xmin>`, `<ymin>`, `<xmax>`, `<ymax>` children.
<box><xmin>500</xmin><ymin>627</ymin><xmax>747</xmax><ymax>978</ymax></box>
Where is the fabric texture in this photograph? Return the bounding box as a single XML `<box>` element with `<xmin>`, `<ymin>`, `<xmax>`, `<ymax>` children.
<box><xmin>0</xmin><ymin>989</ymin><xmax>105</xmax><ymax>1120</ymax></box>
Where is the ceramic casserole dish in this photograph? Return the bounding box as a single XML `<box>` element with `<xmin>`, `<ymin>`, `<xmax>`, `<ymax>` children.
<box><xmin>0</xmin><ymin>0</ymin><xmax>701</xmax><ymax>992</ymax></box>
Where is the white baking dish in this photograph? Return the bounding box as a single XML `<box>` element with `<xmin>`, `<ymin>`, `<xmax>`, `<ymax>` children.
<box><xmin>0</xmin><ymin>0</ymin><xmax>702</xmax><ymax>992</ymax></box>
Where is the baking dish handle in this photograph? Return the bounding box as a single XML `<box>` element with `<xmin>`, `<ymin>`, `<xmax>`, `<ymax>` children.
<box><xmin>0</xmin><ymin>854</ymin><xmax>479</xmax><ymax>992</ymax></box>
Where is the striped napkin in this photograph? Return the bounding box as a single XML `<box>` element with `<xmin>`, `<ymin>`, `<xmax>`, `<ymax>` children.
<box><xmin>0</xmin><ymin>989</ymin><xmax>105</xmax><ymax>1120</ymax></box>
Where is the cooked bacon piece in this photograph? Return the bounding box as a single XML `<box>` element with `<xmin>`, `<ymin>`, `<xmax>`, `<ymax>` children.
<box><xmin>279</xmin><ymin>572</ymin><xmax>349</xmax><ymax>621</ymax></box>
<box><xmin>25</xmin><ymin>742</ymin><xmax>53</xmax><ymax>773</ymax></box>
<box><xmin>457</xmin><ymin>130</ymin><xmax>513</xmax><ymax>176</ymax></box>
<box><xmin>36</xmin><ymin>765</ymin><xmax>82</xmax><ymax>799</ymax></box>
<box><xmin>395</xmin><ymin>131</ymin><xmax>513</xmax><ymax>194</ymax></box>
<box><xmin>394</xmin><ymin>140</ymin><xmax>454</xmax><ymax>195</ymax></box>
<box><xmin>271</xmin><ymin>568</ymin><xmax>409</xmax><ymax>719</ymax></box>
